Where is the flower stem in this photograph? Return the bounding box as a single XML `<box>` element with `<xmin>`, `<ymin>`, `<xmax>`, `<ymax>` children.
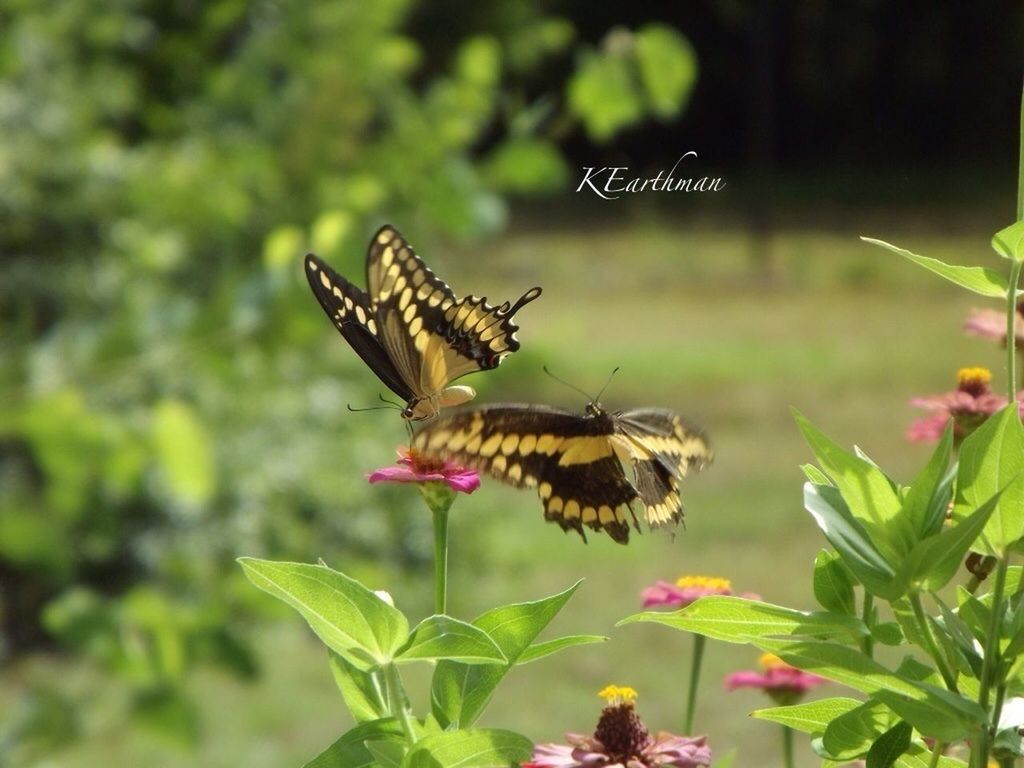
<box><xmin>927</xmin><ymin>741</ymin><xmax>945</xmax><ymax>768</ymax></box>
<box><xmin>861</xmin><ymin>592</ymin><xmax>875</xmax><ymax>659</ymax></box>
<box><xmin>909</xmin><ymin>590</ymin><xmax>958</xmax><ymax>691</ymax></box>
<box><xmin>384</xmin><ymin>663</ymin><xmax>418</xmax><ymax>745</ymax></box>
<box><xmin>432</xmin><ymin>505</ymin><xmax>450</xmax><ymax>615</ymax></box>
<box><xmin>781</xmin><ymin>725</ymin><xmax>795</xmax><ymax>768</ymax></box>
<box><xmin>684</xmin><ymin>634</ymin><xmax>706</xmax><ymax>734</ymax></box>
<box><xmin>975</xmin><ymin>555</ymin><xmax>1010</xmax><ymax>768</ymax></box>
<box><xmin>1005</xmin><ymin>259</ymin><xmax>1022</xmax><ymax>403</ymax></box>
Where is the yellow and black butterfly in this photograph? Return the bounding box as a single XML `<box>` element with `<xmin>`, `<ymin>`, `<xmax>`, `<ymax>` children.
<box><xmin>305</xmin><ymin>225</ymin><xmax>542</xmax><ymax>420</ymax></box>
<box><xmin>410</xmin><ymin>401</ymin><xmax>712</xmax><ymax>543</ymax></box>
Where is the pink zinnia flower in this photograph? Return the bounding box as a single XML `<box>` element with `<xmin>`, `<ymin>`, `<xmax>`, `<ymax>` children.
<box><xmin>367</xmin><ymin>447</ymin><xmax>480</xmax><ymax>494</ymax></box>
<box><xmin>906</xmin><ymin>367</ymin><xmax>1019</xmax><ymax>443</ymax></box>
<box><xmin>725</xmin><ymin>653</ymin><xmax>825</xmax><ymax>705</ymax></box>
<box><xmin>964</xmin><ymin>302</ymin><xmax>1024</xmax><ymax>349</ymax></box>
<box><xmin>641</xmin><ymin>576</ymin><xmax>759</xmax><ymax>609</ymax></box>
<box><xmin>524</xmin><ymin>686</ymin><xmax>711</xmax><ymax>768</ymax></box>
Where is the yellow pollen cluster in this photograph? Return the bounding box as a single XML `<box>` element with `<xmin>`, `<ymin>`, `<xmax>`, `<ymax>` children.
<box><xmin>957</xmin><ymin>366</ymin><xmax>992</xmax><ymax>386</ymax></box>
<box><xmin>598</xmin><ymin>684</ymin><xmax>638</xmax><ymax>705</ymax></box>
<box><xmin>675</xmin><ymin>575</ymin><xmax>732</xmax><ymax>591</ymax></box>
<box><xmin>758</xmin><ymin>653</ymin><xmax>790</xmax><ymax>670</ymax></box>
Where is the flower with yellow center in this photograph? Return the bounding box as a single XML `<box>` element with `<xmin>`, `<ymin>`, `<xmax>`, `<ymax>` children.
<box><xmin>957</xmin><ymin>366</ymin><xmax>992</xmax><ymax>395</ymax></box>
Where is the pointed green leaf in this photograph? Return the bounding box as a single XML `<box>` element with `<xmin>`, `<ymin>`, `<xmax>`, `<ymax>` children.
<box><xmin>752</xmin><ymin>697</ymin><xmax>862</xmax><ymax>733</ymax></box>
<box><xmin>804</xmin><ymin>483</ymin><xmax>900</xmax><ymax>599</ymax></box>
<box><xmin>823</xmin><ymin>699</ymin><xmax>896</xmax><ymax>761</ymax></box>
<box><xmin>303</xmin><ymin>718</ymin><xmax>405</xmax><ymax>768</ymax></box>
<box><xmin>366</xmin><ymin>740</ymin><xmax>406</xmax><ymax>768</ymax></box>
<box><xmin>901</xmin><ymin>423</ymin><xmax>955</xmax><ymax>538</ymax></box>
<box><xmin>795</xmin><ymin>411</ymin><xmax>912</xmax><ymax>562</ymax></box>
<box><xmin>954</xmin><ymin>405</ymin><xmax>1024</xmax><ymax>555</ymax></box>
<box><xmin>401</xmin><ymin>729</ymin><xmax>532</xmax><ymax>768</ymax></box>
<box><xmin>814</xmin><ymin>550</ymin><xmax>856</xmax><ymax>615</ymax></box>
<box><xmin>329</xmin><ymin>652</ymin><xmax>387</xmax><ymax>723</ymax></box>
<box><xmin>517</xmin><ymin>634</ymin><xmax>607</xmax><ymax>664</ymax></box>
<box><xmin>866</xmin><ymin>721</ymin><xmax>912</xmax><ymax>768</ymax></box>
<box><xmin>897</xmin><ymin>486</ymin><xmax>1007</xmax><ymax>591</ymax></box>
<box><xmin>861</xmin><ymin>237</ymin><xmax>1008</xmax><ymax>297</ymax></box>
<box><xmin>619</xmin><ymin>595</ymin><xmax>866</xmax><ymax>644</ymax></box>
<box><xmin>431</xmin><ymin>581</ymin><xmax>582</xmax><ymax>729</ymax></box>
<box><xmin>238</xmin><ymin>558</ymin><xmax>408</xmax><ymax>668</ymax></box>
<box><xmin>993</xmin><ymin>220</ymin><xmax>1024</xmax><ymax>262</ymax></box>
<box><xmin>396</xmin><ymin>615</ymin><xmax>506</xmax><ymax>665</ymax></box>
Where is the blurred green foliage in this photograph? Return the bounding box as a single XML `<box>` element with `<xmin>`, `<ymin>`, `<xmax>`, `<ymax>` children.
<box><xmin>0</xmin><ymin>0</ymin><xmax>696</xmax><ymax>760</ymax></box>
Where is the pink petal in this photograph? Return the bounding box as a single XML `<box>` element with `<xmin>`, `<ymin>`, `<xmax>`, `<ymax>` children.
<box><xmin>641</xmin><ymin>582</ymin><xmax>686</xmax><ymax>608</ymax></box>
<box><xmin>445</xmin><ymin>470</ymin><xmax>481</xmax><ymax>494</ymax></box>
<box><xmin>906</xmin><ymin>414</ymin><xmax>950</xmax><ymax>443</ymax></box>
<box><xmin>367</xmin><ymin>466</ymin><xmax>422</xmax><ymax>484</ymax></box>
<box><xmin>723</xmin><ymin>671</ymin><xmax>770</xmax><ymax>691</ymax></box>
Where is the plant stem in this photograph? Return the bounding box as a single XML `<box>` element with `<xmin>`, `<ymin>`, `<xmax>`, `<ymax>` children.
<box><xmin>384</xmin><ymin>663</ymin><xmax>418</xmax><ymax>744</ymax></box>
<box><xmin>976</xmin><ymin>555</ymin><xmax>1010</xmax><ymax>768</ymax></box>
<box><xmin>782</xmin><ymin>725</ymin><xmax>795</xmax><ymax>768</ymax></box>
<box><xmin>909</xmin><ymin>591</ymin><xmax>958</xmax><ymax>691</ymax></box>
<box><xmin>684</xmin><ymin>634</ymin><xmax>706</xmax><ymax>734</ymax></box>
<box><xmin>1005</xmin><ymin>259</ymin><xmax>1022</xmax><ymax>402</ymax></box>
<box><xmin>861</xmin><ymin>592</ymin><xmax>875</xmax><ymax>658</ymax></box>
<box><xmin>927</xmin><ymin>741</ymin><xmax>945</xmax><ymax>768</ymax></box>
<box><xmin>432</xmin><ymin>505</ymin><xmax>450</xmax><ymax>615</ymax></box>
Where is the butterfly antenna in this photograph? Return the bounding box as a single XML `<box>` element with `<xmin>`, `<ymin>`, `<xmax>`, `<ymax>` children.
<box><xmin>347</xmin><ymin>394</ymin><xmax>404</xmax><ymax>414</ymax></box>
<box><xmin>594</xmin><ymin>367</ymin><xmax>620</xmax><ymax>403</ymax></box>
<box><xmin>542</xmin><ymin>365</ymin><xmax>594</xmax><ymax>402</ymax></box>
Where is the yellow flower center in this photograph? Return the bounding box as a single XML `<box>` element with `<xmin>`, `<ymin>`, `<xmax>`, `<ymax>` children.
<box><xmin>598</xmin><ymin>684</ymin><xmax>638</xmax><ymax>705</ymax></box>
<box><xmin>758</xmin><ymin>653</ymin><xmax>791</xmax><ymax>670</ymax></box>
<box><xmin>957</xmin><ymin>366</ymin><xmax>992</xmax><ymax>387</ymax></box>
<box><xmin>674</xmin><ymin>575</ymin><xmax>732</xmax><ymax>591</ymax></box>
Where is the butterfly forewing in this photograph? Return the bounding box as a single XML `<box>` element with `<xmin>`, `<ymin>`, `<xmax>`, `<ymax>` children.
<box><xmin>305</xmin><ymin>225</ymin><xmax>542</xmax><ymax>419</ymax></box>
<box><xmin>304</xmin><ymin>254</ymin><xmax>414</xmax><ymax>402</ymax></box>
<box><xmin>411</xmin><ymin>403</ymin><xmax>713</xmax><ymax>543</ymax></box>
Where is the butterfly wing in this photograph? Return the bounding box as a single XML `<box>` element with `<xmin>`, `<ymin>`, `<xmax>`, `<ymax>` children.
<box><xmin>611</xmin><ymin>408</ymin><xmax>713</xmax><ymax>528</ymax></box>
<box><xmin>304</xmin><ymin>253</ymin><xmax>415</xmax><ymax>402</ymax></box>
<box><xmin>366</xmin><ymin>226</ymin><xmax>542</xmax><ymax>398</ymax></box>
<box><xmin>411</xmin><ymin>404</ymin><xmax>637</xmax><ymax>543</ymax></box>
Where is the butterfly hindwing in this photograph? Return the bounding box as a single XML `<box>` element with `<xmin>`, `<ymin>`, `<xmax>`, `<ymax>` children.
<box><xmin>304</xmin><ymin>253</ymin><xmax>414</xmax><ymax>402</ymax></box>
<box><xmin>412</xmin><ymin>402</ymin><xmax>712</xmax><ymax>543</ymax></box>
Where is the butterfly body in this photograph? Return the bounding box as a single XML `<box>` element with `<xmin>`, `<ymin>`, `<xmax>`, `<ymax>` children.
<box><xmin>411</xmin><ymin>402</ymin><xmax>712</xmax><ymax>543</ymax></box>
<box><xmin>305</xmin><ymin>226</ymin><xmax>542</xmax><ymax>420</ymax></box>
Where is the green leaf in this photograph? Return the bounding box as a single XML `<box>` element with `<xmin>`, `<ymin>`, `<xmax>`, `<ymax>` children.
<box><xmin>804</xmin><ymin>483</ymin><xmax>900</xmax><ymax>600</ymax></box>
<box><xmin>431</xmin><ymin>581</ymin><xmax>582</xmax><ymax>729</ymax></box>
<box><xmin>151</xmin><ymin>399</ymin><xmax>215</xmax><ymax>506</ymax></box>
<box><xmin>401</xmin><ymin>729</ymin><xmax>532</xmax><ymax>768</ymax></box>
<box><xmin>861</xmin><ymin>237</ymin><xmax>1008</xmax><ymax>297</ymax></box>
<box><xmin>795</xmin><ymin>411</ymin><xmax>912</xmax><ymax>562</ymax></box>
<box><xmin>366</xmin><ymin>740</ymin><xmax>406</xmax><ymax>768</ymax></box>
<box><xmin>814</xmin><ymin>550</ymin><xmax>856</xmax><ymax>615</ymax></box>
<box><xmin>896</xmin><ymin>486</ymin><xmax>1006</xmax><ymax>592</ymax></box>
<box><xmin>396</xmin><ymin>615</ymin><xmax>506</xmax><ymax>665</ymax></box>
<box><xmin>567</xmin><ymin>50</ymin><xmax>644</xmax><ymax>142</ymax></box>
<box><xmin>634</xmin><ymin>24</ymin><xmax>697</xmax><ymax>117</ymax></box>
<box><xmin>303</xmin><ymin>718</ymin><xmax>405</xmax><ymax>768</ymax></box>
<box><xmin>993</xmin><ymin>220</ymin><xmax>1024</xmax><ymax>261</ymax></box>
<box><xmin>866</xmin><ymin>721</ymin><xmax>912</xmax><ymax>768</ymax></box>
<box><xmin>751</xmin><ymin>697</ymin><xmax>862</xmax><ymax>734</ymax></box>
<box><xmin>517</xmin><ymin>634</ymin><xmax>607</xmax><ymax>664</ymax></box>
<box><xmin>329</xmin><ymin>652</ymin><xmax>387</xmax><ymax>723</ymax></box>
<box><xmin>618</xmin><ymin>595</ymin><xmax>866</xmax><ymax>644</ymax></box>
<box><xmin>901</xmin><ymin>423</ymin><xmax>956</xmax><ymax>538</ymax></box>
<box><xmin>823</xmin><ymin>699</ymin><xmax>896</xmax><ymax>760</ymax></box>
<box><xmin>483</xmin><ymin>138</ymin><xmax>569</xmax><ymax>194</ymax></box>
<box><xmin>755</xmin><ymin>639</ymin><xmax>985</xmax><ymax>740</ymax></box>
<box><xmin>954</xmin><ymin>404</ymin><xmax>1024</xmax><ymax>555</ymax></box>
<box><xmin>238</xmin><ymin>558</ymin><xmax>408</xmax><ymax>668</ymax></box>
<box><xmin>895</xmin><ymin>743</ymin><xmax>967</xmax><ymax>768</ymax></box>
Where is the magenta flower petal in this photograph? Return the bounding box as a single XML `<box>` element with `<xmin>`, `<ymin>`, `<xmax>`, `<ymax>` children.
<box><xmin>366</xmin><ymin>447</ymin><xmax>480</xmax><ymax>494</ymax></box>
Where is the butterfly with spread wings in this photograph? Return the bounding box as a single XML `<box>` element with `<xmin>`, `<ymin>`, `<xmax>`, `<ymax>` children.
<box><xmin>305</xmin><ymin>226</ymin><xmax>542</xmax><ymax>420</ymax></box>
<box><xmin>410</xmin><ymin>401</ymin><xmax>712</xmax><ymax>543</ymax></box>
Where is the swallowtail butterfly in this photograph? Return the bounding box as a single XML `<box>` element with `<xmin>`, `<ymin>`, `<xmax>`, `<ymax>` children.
<box><xmin>305</xmin><ymin>226</ymin><xmax>542</xmax><ymax>420</ymax></box>
<box><xmin>411</xmin><ymin>402</ymin><xmax>712</xmax><ymax>543</ymax></box>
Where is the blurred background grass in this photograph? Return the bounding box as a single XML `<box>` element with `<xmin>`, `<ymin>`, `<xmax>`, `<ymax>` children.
<box><xmin>2</xmin><ymin>1</ymin><xmax>1023</xmax><ymax>766</ymax></box>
